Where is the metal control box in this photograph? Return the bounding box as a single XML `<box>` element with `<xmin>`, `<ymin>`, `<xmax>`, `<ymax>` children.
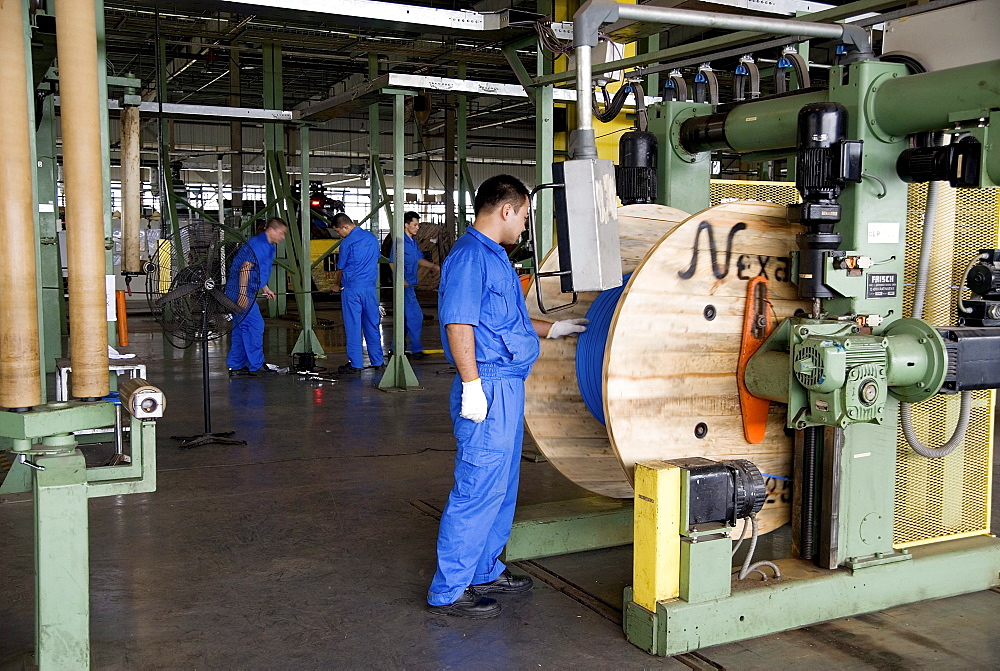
<box><xmin>553</xmin><ymin>158</ymin><xmax>623</xmax><ymax>293</ymax></box>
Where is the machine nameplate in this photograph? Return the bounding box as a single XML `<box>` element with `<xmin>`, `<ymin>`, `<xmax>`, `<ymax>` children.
<box><xmin>866</xmin><ymin>273</ymin><xmax>897</xmax><ymax>299</ymax></box>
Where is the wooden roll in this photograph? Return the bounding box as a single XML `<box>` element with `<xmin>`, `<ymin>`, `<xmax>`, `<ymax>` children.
<box><xmin>524</xmin><ymin>204</ymin><xmax>691</xmax><ymax>497</ymax></box>
<box><xmin>121</xmin><ymin>105</ymin><xmax>142</xmax><ymax>274</ymax></box>
<box><xmin>56</xmin><ymin>0</ymin><xmax>110</xmax><ymax>398</ymax></box>
<box><xmin>604</xmin><ymin>202</ymin><xmax>807</xmax><ymax>534</ymax></box>
<box><xmin>0</xmin><ymin>0</ymin><xmax>42</xmax><ymax>408</ymax></box>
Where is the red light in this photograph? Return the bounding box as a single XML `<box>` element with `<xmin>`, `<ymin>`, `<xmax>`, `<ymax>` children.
<box><xmin>310</xmin><ymin>199</ymin><xmax>322</xmax><ymax>207</ymax></box>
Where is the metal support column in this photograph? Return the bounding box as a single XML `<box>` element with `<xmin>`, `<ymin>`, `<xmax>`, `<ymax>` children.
<box><xmin>34</xmin><ymin>85</ymin><xmax>62</xmax><ymax>386</ymax></box>
<box><xmin>34</xmin><ymin>449</ymin><xmax>90</xmax><ymax>669</ymax></box>
<box><xmin>263</xmin><ymin>42</ymin><xmax>287</xmax><ymax>317</ymax></box>
<box><xmin>379</xmin><ymin>94</ymin><xmax>418</xmax><ymax>390</ymax></box>
<box><xmin>368</xmin><ymin>54</ymin><xmax>381</xmax><ymax>236</ymax></box>
<box><xmin>229</xmin><ymin>46</ymin><xmax>243</xmax><ymax>225</ymax></box>
<box><xmin>95</xmin><ymin>0</ymin><xmax>116</xmax><ymax>347</ymax></box>
<box><xmin>535</xmin><ymin>48</ymin><xmax>555</xmax><ymax>257</ymax></box>
<box><xmin>292</xmin><ymin>126</ymin><xmax>323</xmax><ymax>355</ymax></box>
<box><xmin>456</xmin><ymin>61</ymin><xmax>469</xmax><ymax>236</ymax></box>
<box><xmin>444</xmin><ymin>96</ymin><xmax>457</xmax><ymax>234</ymax></box>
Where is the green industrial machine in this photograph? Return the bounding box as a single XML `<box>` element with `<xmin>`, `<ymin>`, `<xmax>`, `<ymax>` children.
<box><xmin>553</xmin><ymin>0</ymin><xmax>1000</xmax><ymax>657</ymax></box>
<box><xmin>0</xmin><ymin>0</ymin><xmax>165</xmax><ymax>668</ymax></box>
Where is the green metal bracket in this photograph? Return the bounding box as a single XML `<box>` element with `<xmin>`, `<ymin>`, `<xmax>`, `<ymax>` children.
<box><xmin>502</xmin><ymin>497</ymin><xmax>634</xmax><ymax>562</ymax></box>
<box><xmin>647</xmin><ymin>101</ymin><xmax>713</xmax><ymax>214</ymax></box>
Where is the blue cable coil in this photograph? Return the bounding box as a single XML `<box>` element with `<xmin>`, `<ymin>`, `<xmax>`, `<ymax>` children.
<box><xmin>575</xmin><ymin>274</ymin><xmax>631</xmax><ymax>425</ymax></box>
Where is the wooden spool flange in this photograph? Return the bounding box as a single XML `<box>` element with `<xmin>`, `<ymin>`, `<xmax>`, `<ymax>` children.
<box><xmin>525</xmin><ymin>202</ymin><xmax>808</xmax><ymax>535</ymax></box>
<box><xmin>525</xmin><ymin>204</ymin><xmax>691</xmax><ymax>498</ymax></box>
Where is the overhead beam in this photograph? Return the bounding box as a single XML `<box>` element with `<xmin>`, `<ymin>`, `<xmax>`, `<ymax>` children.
<box><xmin>299</xmin><ymin>73</ymin><xmax>658</xmax><ymax>121</ymax></box>
<box><xmin>197</xmin><ymin>0</ymin><xmax>512</xmax><ymax>34</ymax></box>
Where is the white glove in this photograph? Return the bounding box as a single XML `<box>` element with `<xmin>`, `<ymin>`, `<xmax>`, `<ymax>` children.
<box><xmin>460</xmin><ymin>378</ymin><xmax>488</xmax><ymax>423</ymax></box>
<box><xmin>546</xmin><ymin>318</ymin><xmax>589</xmax><ymax>339</ymax></box>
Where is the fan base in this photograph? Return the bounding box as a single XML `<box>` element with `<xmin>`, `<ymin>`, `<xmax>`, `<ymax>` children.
<box><xmin>171</xmin><ymin>431</ymin><xmax>247</xmax><ymax>449</ymax></box>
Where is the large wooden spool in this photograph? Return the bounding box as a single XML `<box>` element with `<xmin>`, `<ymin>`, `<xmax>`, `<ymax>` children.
<box><xmin>525</xmin><ymin>202</ymin><xmax>809</xmax><ymax>534</ymax></box>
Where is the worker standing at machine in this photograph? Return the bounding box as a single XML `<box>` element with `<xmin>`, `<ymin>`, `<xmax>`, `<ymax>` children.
<box><xmin>388</xmin><ymin>211</ymin><xmax>440</xmax><ymax>359</ymax></box>
<box><xmin>427</xmin><ymin>175</ymin><xmax>588</xmax><ymax>618</ymax></box>
<box><xmin>331</xmin><ymin>213</ymin><xmax>386</xmax><ymax>374</ymax></box>
<box><xmin>226</xmin><ymin>217</ymin><xmax>287</xmax><ymax>376</ymax></box>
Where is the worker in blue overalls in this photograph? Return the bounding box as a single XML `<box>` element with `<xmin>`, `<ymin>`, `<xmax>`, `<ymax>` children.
<box><xmin>226</xmin><ymin>217</ymin><xmax>287</xmax><ymax>376</ymax></box>
<box><xmin>427</xmin><ymin>175</ymin><xmax>588</xmax><ymax>618</ymax></box>
<box><xmin>332</xmin><ymin>213</ymin><xmax>385</xmax><ymax>374</ymax></box>
<box><xmin>388</xmin><ymin>211</ymin><xmax>440</xmax><ymax>359</ymax></box>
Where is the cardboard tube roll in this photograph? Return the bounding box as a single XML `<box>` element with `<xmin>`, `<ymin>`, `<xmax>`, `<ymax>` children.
<box><xmin>0</xmin><ymin>0</ymin><xmax>42</xmax><ymax>409</ymax></box>
<box><xmin>121</xmin><ymin>105</ymin><xmax>141</xmax><ymax>274</ymax></box>
<box><xmin>56</xmin><ymin>0</ymin><xmax>109</xmax><ymax>398</ymax></box>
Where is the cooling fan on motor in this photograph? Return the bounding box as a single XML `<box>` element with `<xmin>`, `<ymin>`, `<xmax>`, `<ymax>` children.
<box><xmin>144</xmin><ymin>220</ymin><xmax>259</xmax><ymax>448</ymax></box>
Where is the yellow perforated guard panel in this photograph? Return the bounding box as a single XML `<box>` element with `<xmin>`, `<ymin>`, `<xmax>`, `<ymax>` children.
<box><xmin>896</xmin><ymin>184</ymin><xmax>999</xmax><ymax>548</ymax></box>
<box><xmin>709</xmin><ymin>180</ymin><xmax>998</xmax><ymax>548</ymax></box>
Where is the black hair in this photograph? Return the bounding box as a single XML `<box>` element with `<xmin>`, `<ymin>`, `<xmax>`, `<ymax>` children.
<box><xmin>473</xmin><ymin>174</ymin><xmax>529</xmax><ymax>216</ymax></box>
<box><xmin>332</xmin><ymin>213</ymin><xmax>354</xmax><ymax>229</ymax></box>
<box><xmin>265</xmin><ymin>217</ymin><xmax>288</xmax><ymax>230</ymax></box>
<box><xmin>404</xmin><ymin>211</ymin><xmax>420</xmax><ymax>224</ymax></box>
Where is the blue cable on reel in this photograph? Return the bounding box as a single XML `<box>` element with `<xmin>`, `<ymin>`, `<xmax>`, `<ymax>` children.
<box><xmin>575</xmin><ymin>274</ymin><xmax>631</xmax><ymax>426</ymax></box>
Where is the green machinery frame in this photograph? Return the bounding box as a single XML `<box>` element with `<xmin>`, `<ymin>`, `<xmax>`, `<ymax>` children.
<box><xmin>2</xmin><ymin>1</ymin><xmax>164</xmax><ymax>667</ymax></box>
<box><xmin>619</xmin><ymin>53</ymin><xmax>1000</xmax><ymax>659</ymax></box>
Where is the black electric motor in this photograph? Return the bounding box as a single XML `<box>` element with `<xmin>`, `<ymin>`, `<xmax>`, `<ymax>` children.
<box><xmin>615</xmin><ymin>130</ymin><xmax>657</xmax><ymax>205</ymax></box>
<box><xmin>786</xmin><ymin>102</ymin><xmax>863</xmax><ymax>300</ymax></box>
<box><xmin>673</xmin><ymin>457</ymin><xmax>767</xmax><ymax>527</ymax></box>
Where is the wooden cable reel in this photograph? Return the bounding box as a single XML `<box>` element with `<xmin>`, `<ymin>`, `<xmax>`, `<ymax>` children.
<box><xmin>525</xmin><ymin>201</ymin><xmax>809</xmax><ymax>534</ymax></box>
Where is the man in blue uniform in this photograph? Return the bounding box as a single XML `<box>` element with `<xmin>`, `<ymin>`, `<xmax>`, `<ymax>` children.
<box><xmin>388</xmin><ymin>211</ymin><xmax>440</xmax><ymax>358</ymax></box>
<box><xmin>427</xmin><ymin>175</ymin><xmax>588</xmax><ymax>618</ymax></box>
<box><xmin>332</xmin><ymin>213</ymin><xmax>385</xmax><ymax>374</ymax></box>
<box><xmin>226</xmin><ymin>217</ymin><xmax>287</xmax><ymax>375</ymax></box>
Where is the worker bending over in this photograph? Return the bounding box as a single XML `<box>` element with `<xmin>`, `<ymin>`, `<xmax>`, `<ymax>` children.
<box><xmin>226</xmin><ymin>217</ymin><xmax>287</xmax><ymax>375</ymax></box>
<box><xmin>332</xmin><ymin>213</ymin><xmax>385</xmax><ymax>374</ymax></box>
<box><xmin>427</xmin><ymin>175</ymin><xmax>588</xmax><ymax>618</ymax></box>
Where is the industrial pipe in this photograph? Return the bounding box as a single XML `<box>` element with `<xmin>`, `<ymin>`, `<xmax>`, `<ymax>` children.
<box><xmin>873</xmin><ymin>59</ymin><xmax>1000</xmax><ymax>138</ymax></box>
<box><xmin>121</xmin><ymin>105</ymin><xmax>142</xmax><ymax>274</ymax></box>
<box><xmin>56</xmin><ymin>0</ymin><xmax>110</xmax><ymax>399</ymax></box>
<box><xmin>571</xmin><ymin>0</ymin><xmax>866</xmax><ymax>159</ymax></box>
<box><xmin>0</xmin><ymin>0</ymin><xmax>42</xmax><ymax>409</ymax></box>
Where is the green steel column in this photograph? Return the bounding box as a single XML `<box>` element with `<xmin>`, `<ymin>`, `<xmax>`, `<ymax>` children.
<box><xmin>647</xmin><ymin>101</ymin><xmax>713</xmax><ymax>213</ymax></box>
<box><xmin>157</xmin><ymin>37</ymin><xmax>181</xmax><ymax>242</ymax></box>
<box><xmin>34</xmin><ymin>449</ymin><xmax>90</xmax><ymax>669</ymax></box>
<box><xmin>95</xmin><ymin>0</ymin><xmax>116</xmax><ymax>347</ymax></box>
<box><xmin>263</xmin><ymin>42</ymin><xmax>287</xmax><ymax>317</ymax></box>
<box><xmin>292</xmin><ymin>126</ymin><xmax>323</xmax><ymax>355</ymax></box>
<box><xmin>368</xmin><ymin>54</ymin><xmax>381</xmax><ymax>236</ymax></box>
<box><xmin>36</xmin><ymin>92</ymin><xmax>65</xmax><ymax>379</ymax></box>
<box><xmin>457</xmin><ymin>61</ymin><xmax>468</xmax><ymax>236</ymax></box>
<box><xmin>535</xmin><ymin>45</ymin><xmax>555</xmax><ymax>257</ymax></box>
<box><xmin>379</xmin><ymin>94</ymin><xmax>418</xmax><ymax>390</ymax></box>
<box><xmin>23</xmin><ymin>10</ymin><xmax>49</xmax><ymax>395</ymax></box>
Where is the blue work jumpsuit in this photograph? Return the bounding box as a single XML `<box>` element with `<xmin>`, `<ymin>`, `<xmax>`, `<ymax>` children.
<box><xmin>388</xmin><ymin>232</ymin><xmax>424</xmax><ymax>354</ymax></box>
<box><xmin>338</xmin><ymin>226</ymin><xmax>385</xmax><ymax>369</ymax></box>
<box><xmin>226</xmin><ymin>232</ymin><xmax>275</xmax><ymax>372</ymax></box>
<box><xmin>427</xmin><ymin>227</ymin><xmax>540</xmax><ymax>606</ymax></box>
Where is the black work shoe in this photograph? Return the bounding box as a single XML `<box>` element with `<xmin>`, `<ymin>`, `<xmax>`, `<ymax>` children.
<box><xmin>336</xmin><ymin>364</ymin><xmax>363</xmax><ymax>375</ymax></box>
<box><xmin>228</xmin><ymin>367</ymin><xmax>247</xmax><ymax>377</ymax></box>
<box><xmin>471</xmin><ymin>569</ymin><xmax>533</xmax><ymax>595</ymax></box>
<box><xmin>367</xmin><ymin>363</ymin><xmax>387</xmax><ymax>371</ymax></box>
<box><xmin>427</xmin><ymin>588</ymin><xmax>501</xmax><ymax>619</ymax></box>
<box><xmin>409</xmin><ymin>351</ymin><xmax>428</xmax><ymax>360</ymax></box>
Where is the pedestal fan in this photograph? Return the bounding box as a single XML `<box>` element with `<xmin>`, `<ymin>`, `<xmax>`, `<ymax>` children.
<box><xmin>146</xmin><ymin>220</ymin><xmax>256</xmax><ymax>448</ymax></box>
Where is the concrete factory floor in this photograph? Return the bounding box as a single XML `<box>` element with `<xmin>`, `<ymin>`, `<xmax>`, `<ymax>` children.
<box><xmin>2</xmin><ymin>297</ymin><xmax>1000</xmax><ymax>669</ymax></box>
